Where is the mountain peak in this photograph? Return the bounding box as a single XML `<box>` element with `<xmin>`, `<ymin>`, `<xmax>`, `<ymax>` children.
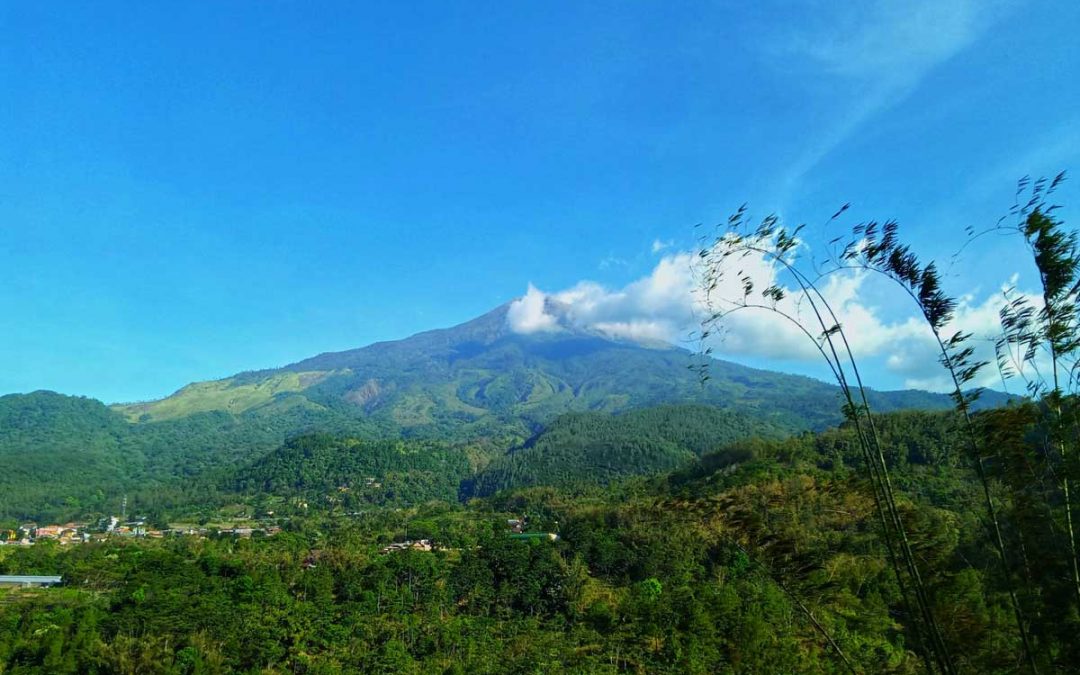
<box><xmin>502</xmin><ymin>292</ymin><xmax>670</xmax><ymax>347</ymax></box>
<box><xmin>285</xmin><ymin>299</ymin><xmax>620</xmax><ymax>374</ymax></box>
<box><xmin>111</xmin><ymin>297</ymin><xmax>991</xmax><ymax>430</ymax></box>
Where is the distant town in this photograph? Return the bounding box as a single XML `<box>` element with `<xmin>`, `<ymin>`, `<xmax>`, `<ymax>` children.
<box><xmin>2</xmin><ymin>516</ymin><xmax>281</xmax><ymax>546</ymax></box>
<box><xmin>2</xmin><ymin>514</ymin><xmax>556</xmax><ymax>551</ymax></box>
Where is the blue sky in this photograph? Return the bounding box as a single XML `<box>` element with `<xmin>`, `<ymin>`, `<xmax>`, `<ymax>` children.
<box><xmin>1</xmin><ymin>1</ymin><xmax>1078</xmax><ymax>402</ymax></box>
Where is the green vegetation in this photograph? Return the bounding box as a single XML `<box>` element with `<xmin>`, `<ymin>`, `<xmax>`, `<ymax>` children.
<box><xmin>0</xmin><ymin>392</ymin><xmax>797</xmax><ymax>524</ymax></box>
<box><xmin>2</xmin><ymin>178</ymin><xmax>1075</xmax><ymax>673</ymax></box>
<box><xmin>468</xmin><ymin>405</ymin><xmax>785</xmax><ymax>496</ymax></box>
<box><xmin>2</xmin><ymin>405</ymin><xmax>1078</xmax><ymax>673</ymax></box>
<box><xmin>232</xmin><ymin>434</ymin><xmax>476</xmax><ymax>507</ymax></box>
<box><xmin>0</xmin><ymin>391</ymin><xmax>388</xmax><ymax>523</ymax></box>
<box><xmin>0</xmin><ymin>306</ymin><xmax>996</xmax><ymax>524</ymax></box>
<box><xmin>116</xmin><ymin>371</ymin><xmax>338</xmax><ymax>422</ymax></box>
<box><xmin>0</xmin><ymin>393</ymin><xmax>142</xmax><ymax>521</ymax></box>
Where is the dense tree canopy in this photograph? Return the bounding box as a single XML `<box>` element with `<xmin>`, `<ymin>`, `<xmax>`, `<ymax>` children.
<box><xmin>2</xmin><ymin>402</ymin><xmax>1077</xmax><ymax>673</ymax></box>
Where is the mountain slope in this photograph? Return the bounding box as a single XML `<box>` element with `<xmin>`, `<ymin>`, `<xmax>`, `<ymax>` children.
<box><xmin>114</xmin><ymin>302</ymin><xmax>987</xmax><ymax>437</ymax></box>
<box><xmin>0</xmin><ymin>391</ymin><xmax>388</xmax><ymax>521</ymax></box>
<box><xmin>0</xmin><ymin>392</ymin><xmax>138</xmax><ymax>520</ymax></box>
<box><xmin>465</xmin><ymin>404</ymin><xmax>786</xmax><ymax>496</ymax></box>
<box><xmin>229</xmin><ymin>434</ymin><xmax>475</xmax><ymax>507</ymax></box>
<box><xmin>0</xmin><ymin>302</ymin><xmax>1007</xmax><ymax>521</ymax></box>
<box><xmin>211</xmin><ymin>405</ymin><xmax>789</xmax><ymax>511</ymax></box>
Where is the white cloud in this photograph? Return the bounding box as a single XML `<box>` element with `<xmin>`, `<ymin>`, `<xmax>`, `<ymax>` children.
<box><xmin>651</xmin><ymin>239</ymin><xmax>673</xmax><ymax>254</ymax></box>
<box><xmin>506</xmin><ymin>284</ymin><xmax>561</xmax><ymax>334</ymax></box>
<box><xmin>884</xmin><ymin>284</ymin><xmax>1046</xmax><ymax>392</ymax></box>
<box><xmin>591</xmin><ymin>320</ymin><xmax>672</xmax><ymax>343</ymax></box>
<box><xmin>506</xmin><ymin>243</ymin><xmax>1043</xmax><ymax>392</ymax></box>
<box><xmin>554</xmin><ymin>253</ymin><xmax>703</xmax><ymax>344</ymax></box>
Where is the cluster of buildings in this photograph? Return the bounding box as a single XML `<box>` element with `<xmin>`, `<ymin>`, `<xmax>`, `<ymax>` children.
<box><xmin>1</xmin><ymin>519</ymin><xmax>282</xmax><ymax>546</ymax></box>
<box><xmin>1</xmin><ymin>518</ymin><xmax>173</xmax><ymax>545</ymax></box>
<box><xmin>376</xmin><ymin>517</ymin><xmax>558</xmax><ymax>555</ymax></box>
<box><xmin>175</xmin><ymin>525</ymin><xmax>283</xmax><ymax>539</ymax></box>
<box><xmin>2</xmin><ymin>522</ymin><xmax>91</xmax><ymax>546</ymax></box>
<box><xmin>379</xmin><ymin>539</ymin><xmax>434</xmax><ymax>554</ymax></box>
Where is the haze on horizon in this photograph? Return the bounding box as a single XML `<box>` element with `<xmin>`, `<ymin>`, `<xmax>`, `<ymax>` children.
<box><xmin>2</xmin><ymin>1</ymin><xmax>1078</xmax><ymax>403</ymax></box>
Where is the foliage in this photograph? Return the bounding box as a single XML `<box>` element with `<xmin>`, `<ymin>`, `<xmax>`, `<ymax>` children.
<box><xmin>0</xmin><ymin>297</ymin><xmax>1002</xmax><ymax>524</ymax></box>
<box><xmin>232</xmin><ymin>433</ymin><xmax>475</xmax><ymax>508</ymax></box>
<box><xmin>467</xmin><ymin>405</ymin><xmax>784</xmax><ymax>496</ymax></box>
<box><xmin>0</xmin><ymin>408</ymin><xmax>1067</xmax><ymax>674</ymax></box>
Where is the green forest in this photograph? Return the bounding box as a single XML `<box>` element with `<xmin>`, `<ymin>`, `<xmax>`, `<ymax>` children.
<box><xmin>2</xmin><ymin>180</ymin><xmax>1079</xmax><ymax>674</ymax></box>
<box><xmin>2</xmin><ymin>402</ymin><xmax>1079</xmax><ymax>673</ymax></box>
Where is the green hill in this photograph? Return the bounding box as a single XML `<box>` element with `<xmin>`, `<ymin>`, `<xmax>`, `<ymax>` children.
<box><xmin>230</xmin><ymin>434</ymin><xmax>475</xmax><ymax>507</ymax></box>
<box><xmin>0</xmin><ymin>391</ymin><xmax>386</xmax><ymax>522</ymax></box>
<box><xmin>466</xmin><ymin>404</ymin><xmax>787</xmax><ymax>496</ymax></box>
<box><xmin>0</xmin><ymin>303</ymin><xmax>1007</xmax><ymax>521</ymax></box>
<box><xmin>211</xmin><ymin>405</ymin><xmax>789</xmax><ymax>510</ymax></box>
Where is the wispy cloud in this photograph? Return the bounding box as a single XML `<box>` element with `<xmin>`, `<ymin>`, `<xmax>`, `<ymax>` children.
<box><xmin>772</xmin><ymin>0</ymin><xmax>1017</xmax><ymax>189</ymax></box>
<box><xmin>598</xmin><ymin>255</ymin><xmax>629</xmax><ymax>270</ymax></box>
<box><xmin>651</xmin><ymin>239</ymin><xmax>674</xmax><ymax>254</ymax></box>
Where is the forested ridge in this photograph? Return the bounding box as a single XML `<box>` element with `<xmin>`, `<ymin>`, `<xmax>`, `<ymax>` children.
<box><xmin>123</xmin><ymin>405</ymin><xmax>793</xmax><ymax>520</ymax></box>
<box><xmin>0</xmin><ymin>391</ymin><xmax>387</xmax><ymax>523</ymax></box>
<box><xmin>2</xmin><ymin>403</ymin><xmax>1078</xmax><ymax>673</ymax></box>
<box><xmin>466</xmin><ymin>405</ymin><xmax>787</xmax><ymax>496</ymax></box>
<box><xmin>0</xmin><ymin>398</ymin><xmax>793</xmax><ymax>523</ymax></box>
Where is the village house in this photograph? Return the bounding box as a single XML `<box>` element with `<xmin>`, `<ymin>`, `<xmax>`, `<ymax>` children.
<box><xmin>0</xmin><ymin>575</ymin><xmax>62</xmax><ymax>588</ymax></box>
<box><xmin>302</xmin><ymin>550</ymin><xmax>324</xmax><ymax>569</ymax></box>
<box><xmin>379</xmin><ymin>539</ymin><xmax>433</xmax><ymax>554</ymax></box>
<box><xmin>33</xmin><ymin>525</ymin><xmax>63</xmax><ymax>539</ymax></box>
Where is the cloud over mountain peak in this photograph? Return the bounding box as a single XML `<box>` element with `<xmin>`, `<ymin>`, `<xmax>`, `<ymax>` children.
<box><xmin>505</xmin><ymin>242</ymin><xmax>1042</xmax><ymax>393</ymax></box>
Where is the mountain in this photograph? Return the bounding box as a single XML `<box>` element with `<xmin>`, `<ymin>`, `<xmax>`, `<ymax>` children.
<box><xmin>113</xmin><ymin>302</ymin><xmax>982</xmax><ymax>436</ymax></box>
<box><xmin>0</xmin><ymin>301</ymin><xmax>1005</xmax><ymax>521</ymax></box>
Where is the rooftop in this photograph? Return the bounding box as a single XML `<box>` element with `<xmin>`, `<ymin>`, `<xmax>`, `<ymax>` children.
<box><xmin>0</xmin><ymin>575</ymin><xmax>63</xmax><ymax>585</ymax></box>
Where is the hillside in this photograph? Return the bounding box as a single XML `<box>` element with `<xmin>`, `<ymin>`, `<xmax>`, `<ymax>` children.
<box><xmin>115</xmin><ymin>302</ymin><xmax>986</xmax><ymax>436</ymax></box>
<box><xmin>230</xmin><ymin>434</ymin><xmax>475</xmax><ymax>507</ymax></box>
<box><xmin>204</xmin><ymin>405</ymin><xmax>787</xmax><ymax>512</ymax></box>
<box><xmin>466</xmin><ymin>404</ymin><xmax>787</xmax><ymax>496</ymax></box>
<box><xmin>0</xmin><ymin>302</ymin><xmax>1006</xmax><ymax>521</ymax></box>
<box><xmin>0</xmin><ymin>391</ymin><xmax>387</xmax><ymax>522</ymax></box>
<box><xmin>6</xmin><ymin>406</ymin><xmax>1073</xmax><ymax>673</ymax></box>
